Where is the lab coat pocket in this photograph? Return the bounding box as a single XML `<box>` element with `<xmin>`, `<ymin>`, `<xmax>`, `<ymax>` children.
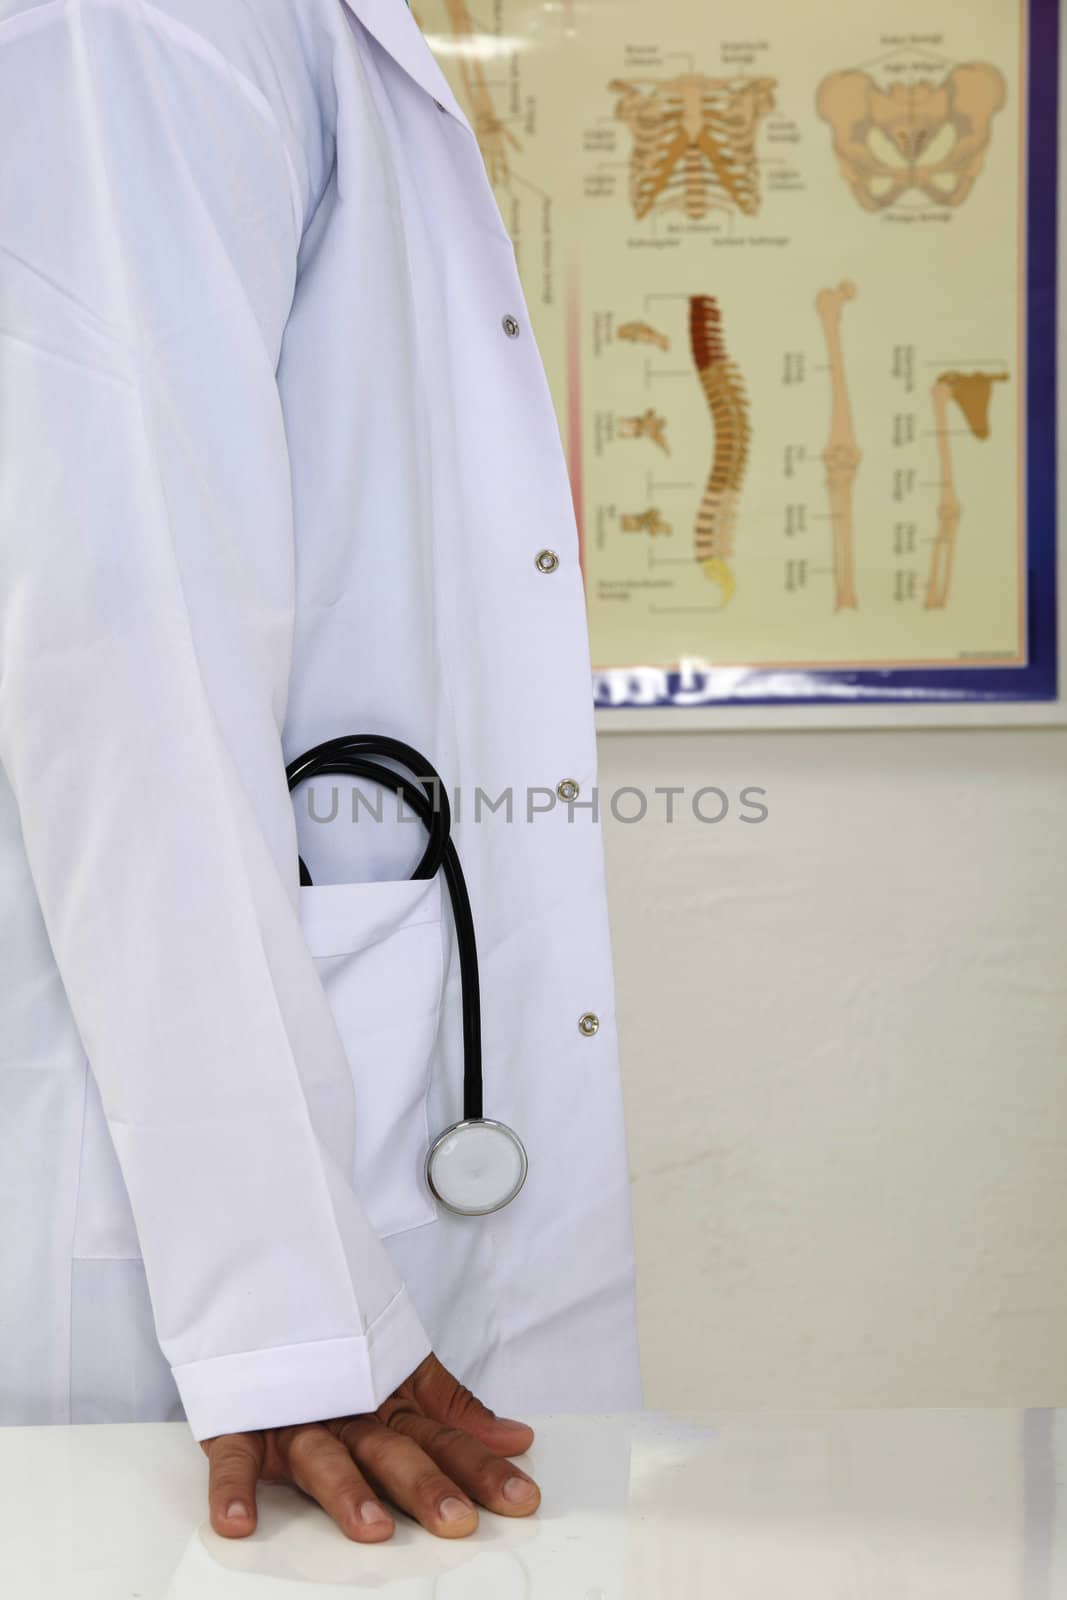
<box><xmin>300</xmin><ymin>875</ymin><xmax>444</xmax><ymax>1239</ymax></box>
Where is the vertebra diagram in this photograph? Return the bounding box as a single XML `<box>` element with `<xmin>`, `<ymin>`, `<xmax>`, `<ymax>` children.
<box><xmin>621</xmin><ymin>508</ymin><xmax>673</xmax><ymax>537</ymax></box>
<box><xmin>924</xmin><ymin>370</ymin><xmax>1009</xmax><ymax>609</ymax></box>
<box><xmin>816</xmin><ymin>61</ymin><xmax>1007</xmax><ymax>212</ymax></box>
<box><xmin>610</xmin><ymin>74</ymin><xmax>777</xmax><ymax>220</ymax></box>
<box><xmin>618</xmin><ymin>408</ymin><xmax>671</xmax><ymax>454</ymax></box>
<box><xmin>815</xmin><ymin>282</ymin><xmax>861</xmax><ymax>611</ymax></box>
<box><xmin>689</xmin><ymin>295</ymin><xmax>751</xmax><ymax>606</ymax></box>
<box><xmin>617</xmin><ymin>320</ymin><xmax>671</xmax><ymax>351</ymax></box>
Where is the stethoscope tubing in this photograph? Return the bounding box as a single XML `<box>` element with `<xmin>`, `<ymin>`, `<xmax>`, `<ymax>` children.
<box><xmin>286</xmin><ymin>734</ymin><xmax>483</xmax><ymax>1121</ymax></box>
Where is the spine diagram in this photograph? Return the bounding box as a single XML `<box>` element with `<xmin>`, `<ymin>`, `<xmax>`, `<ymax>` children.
<box><xmin>621</xmin><ymin>508</ymin><xmax>673</xmax><ymax>537</ymax></box>
<box><xmin>617</xmin><ymin>408</ymin><xmax>671</xmax><ymax>454</ymax></box>
<box><xmin>689</xmin><ymin>295</ymin><xmax>751</xmax><ymax>606</ymax></box>
<box><xmin>617</xmin><ymin>320</ymin><xmax>671</xmax><ymax>351</ymax></box>
<box><xmin>439</xmin><ymin>0</ymin><xmax>521</xmax><ymax>187</ymax></box>
<box><xmin>815</xmin><ymin>282</ymin><xmax>861</xmax><ymax>611</ymax></box>
<box><xmin>924</xmin><ymin>370</ymin><xmax>1009</xmax><ymax>609</ymax></box>
<box><xmin>610</xmin><ymin>75</ymin><xmax>777</xmax><ymax>220</ymax></box>
<box><xmin>816</xmin><ymin>63</ymin><xmax>1007</xmax><ymax>212</ymax></box>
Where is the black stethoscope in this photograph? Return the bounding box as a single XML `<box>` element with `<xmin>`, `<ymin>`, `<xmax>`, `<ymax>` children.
<box><xmin>286</xmin><ymin>733</ymin><xmax>528</xmax><ymax>1216</ymax></box>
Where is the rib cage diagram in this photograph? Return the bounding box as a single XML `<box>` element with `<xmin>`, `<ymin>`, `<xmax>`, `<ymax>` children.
<box><xmin>816</xmin><ymin>62</ymin><xmax>1007</xmax><ymax>212</ymax></box>
<box><xmin>689</xmin><ymin>296</ymin><xmax>751</xmax><ymax>606</ymax></box>
<box><xmin>925</xmin><ymin>370</ymin><xmax>1009</xmax><ymax>609</ymax></box>
<box><xmin>610</xmin><ymin>75</ymin><xmax>777</xmax><ymax>220</ymax></box>
<box><xmin>815</xmin><ymin>282</ymin><xmax>861</xmax><ymax>611</ymax></box>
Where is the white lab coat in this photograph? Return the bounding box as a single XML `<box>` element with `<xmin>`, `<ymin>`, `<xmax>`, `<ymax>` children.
<box><xmin>0</xmin><ymin>0</ymin><xmax>642</xmax><ymax>1440</ymax></box>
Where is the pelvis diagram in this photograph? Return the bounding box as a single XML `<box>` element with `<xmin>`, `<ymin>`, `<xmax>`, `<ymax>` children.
<box><xmin>925</xmin><ymin>371</ymin><xmax>1008</xmax><ymax>609</ymax></box>
<box><xmin>816</xmin><ymin>61</ymin><xmax>1006</xmax><ymax>212</ymax></box>
<box><xmin>610</xmin><ymin>75</ymin><xmax>776</xmax><ymax>220</ymax></box>
<box><xmin>689</xmin><ymin>296</ymin><xmax>751</xmax><ymax>605</ymax></box>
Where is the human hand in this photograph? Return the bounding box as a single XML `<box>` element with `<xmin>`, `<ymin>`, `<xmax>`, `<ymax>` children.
<box><xmin>199</xmin><ymin>1352</ymin><xmax>540</xmax><ymax>1541</ymax></box>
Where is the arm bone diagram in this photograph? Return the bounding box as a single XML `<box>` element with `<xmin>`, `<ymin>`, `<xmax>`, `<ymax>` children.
<box><xmin>925</xmin><ymin>370</ymin><xmax>1009</xmax><ymax>609</ymax></box>
<box><xmin>439</xmin><ymin>0</ymin><xmax>521</xmax><ymax>187</ymax></box>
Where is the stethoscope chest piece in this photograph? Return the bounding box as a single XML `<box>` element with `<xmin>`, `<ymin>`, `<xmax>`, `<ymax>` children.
<box><xmin>426</xmin><ymin>1119</ymin><xmax>528</xmax><ymax>1216</ymax></box>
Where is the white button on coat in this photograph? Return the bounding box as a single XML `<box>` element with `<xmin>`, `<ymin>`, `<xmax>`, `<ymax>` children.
<box><xmin>0</xmin><ymin>0</ymin><xmax>641</xmax><ymax>1438</ymax></box>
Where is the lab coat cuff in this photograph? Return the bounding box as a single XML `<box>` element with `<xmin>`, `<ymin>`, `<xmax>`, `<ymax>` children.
<box><xmin>172</xmin><ymin>1285</ymin><xmax>433</xmax><ymax>1442</ymax></box>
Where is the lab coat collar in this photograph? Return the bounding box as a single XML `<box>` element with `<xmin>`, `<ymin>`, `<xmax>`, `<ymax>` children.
<box><xmin>340</xmin><ymin>0</ymin><xmax>473</xmax><ymax>135</ymax></box>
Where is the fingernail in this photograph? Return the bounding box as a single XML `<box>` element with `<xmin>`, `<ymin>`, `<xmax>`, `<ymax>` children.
<box><xmin>439</xmin><ymin>1495</ymin><xmax>474</xmax><ymax>1522</ymax></box>
<box><xmin>495</xmin><ymin>1417</ymin><xmax>527</xmax><ymax>1428</ymax></box>
<box><xmin>503</xmin><ymin>1475</ymin><xmax>536</xmax><ymax>1503</ymax></box>
<box><xmin>360</xmin><ymin>1500</ymin><xmax>391</xmax><ymax>1525</ymax></box>
<box><xmin>224</xmin><ymin>1501</ymin><xmax>250</xmax><ymax>1520</ymax></box>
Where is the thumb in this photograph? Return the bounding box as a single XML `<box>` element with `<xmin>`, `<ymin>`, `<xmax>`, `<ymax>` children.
<box><xmin>414</xmin><ymin>1355</ymin><xmax>535</xmax><ymax>1456</ymax></box>
<box><xmin>203</xmin><ymin>1431</ymin><xmax>265</xmax><ymax>1538</ymax></box>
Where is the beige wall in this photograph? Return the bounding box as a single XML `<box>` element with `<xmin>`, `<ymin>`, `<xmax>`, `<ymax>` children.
<box><xmin>599</xmin><ymin>727</ymin><xmax>1067</xmax><ymax>1410</ymax></box>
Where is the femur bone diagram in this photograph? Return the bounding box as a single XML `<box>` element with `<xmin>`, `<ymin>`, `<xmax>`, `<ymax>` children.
<box><xmin>610</xmin><ymin>75</ymin><xmax>777</xmax><ymax>220</ymax></box>
<box><xmin>816</xmin><ymin>62</ymin><xmax>1007</xmax><ymax>211</ymax></box>
<box><xmin>815</xmin><ymin>281</ymin><xmax>861</xmax><ymax>612</ymax></box>
<box><xmin>689</xmin><ymin>295</ymin><xmax>751</xmax><ymax>606</ymax></box>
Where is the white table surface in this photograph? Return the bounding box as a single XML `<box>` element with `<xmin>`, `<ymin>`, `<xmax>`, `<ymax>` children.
<box><xmin>1</xmin><ymin>1409</ymin><xmax>1064</xmax><ymax>1597</ymax></box>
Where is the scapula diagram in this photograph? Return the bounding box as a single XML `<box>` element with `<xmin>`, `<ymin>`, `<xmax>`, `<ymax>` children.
<box><xmin>688</xmin><ymin>295</ymin><xmax>751</xmax><ymax>606</ymax></box>
<box><xmin>816</xmin><ymin>63</ymin><xmax>1007</xmax><ymax>212</ymax></box>
<box><xmin>924</xmin><ymin>370</ymin><xmax>1009</xmax><ymax>609</ymax></box>
<box><xmin>610</xmin><ymin>74</ymin><xmax>776</xmax><ymax>220</ymax></box>
<box><xmin>617</xmin><ymin>320</ymin><xmax>671</xmax><ymax>351</ymax></box>
<box><xmin>815</xmin><ymin>282</ymin><xmax>861</xmax><ymax>610</ymax></box>
<box><xmin>933</xmin><ymin>370</ymin><xmax>1008</xmax><ymax>440</ymax></box>
<box><xmin>617</xmin><ymin>408</ymin><xmax>671</xmax><ymax>454</ymax></box>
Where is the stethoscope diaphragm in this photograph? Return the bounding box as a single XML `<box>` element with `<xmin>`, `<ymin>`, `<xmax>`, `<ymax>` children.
<box><xmin>426</xmin><ymin>1118</ymin><xmax>528</xmax><ymax>1215</ymax></box>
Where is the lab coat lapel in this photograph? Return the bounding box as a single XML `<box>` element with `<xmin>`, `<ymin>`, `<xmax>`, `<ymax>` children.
<box><xmin>339</xmin><ymin>0</ymin><xmax>472</xmax><ymax>133</ymax></box>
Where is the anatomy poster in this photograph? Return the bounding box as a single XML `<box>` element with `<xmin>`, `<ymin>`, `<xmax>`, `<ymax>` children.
<box><xmin>423</xmin><ymin>0</ymin><xmax>1060</xmax><ymax>718</ymax></box>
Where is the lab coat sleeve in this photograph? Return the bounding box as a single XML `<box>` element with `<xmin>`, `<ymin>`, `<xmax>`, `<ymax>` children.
<box><xmin>0</xmin><ymin>5</ymin><xmax>432</xmax><ymax>1439</ymax></box>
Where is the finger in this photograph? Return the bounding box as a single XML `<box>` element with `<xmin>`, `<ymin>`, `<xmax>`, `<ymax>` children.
<box><xmin>205</xmin><ymin>1432</ymin><xmax>264</xmax><ymax>1539</ymax></box>
<box><xmin>278</xmin><ymin>1423</ymin><xmax>395</xmax><ymax>1543</ymax></box>
<box><xmin>406</xmin><ymin>1357</ymin><xmax>536</xmax><ymax>1456</ymax></box>
<box><xmin>387</xmin><ymin>1408</ymin><xmax>540</xmax><ymax>1518</ymax></box>
<box><xmin>335</xmin><ymin>1414</ymin><xmax>480</xmax><ymax>1538</ymax></box>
